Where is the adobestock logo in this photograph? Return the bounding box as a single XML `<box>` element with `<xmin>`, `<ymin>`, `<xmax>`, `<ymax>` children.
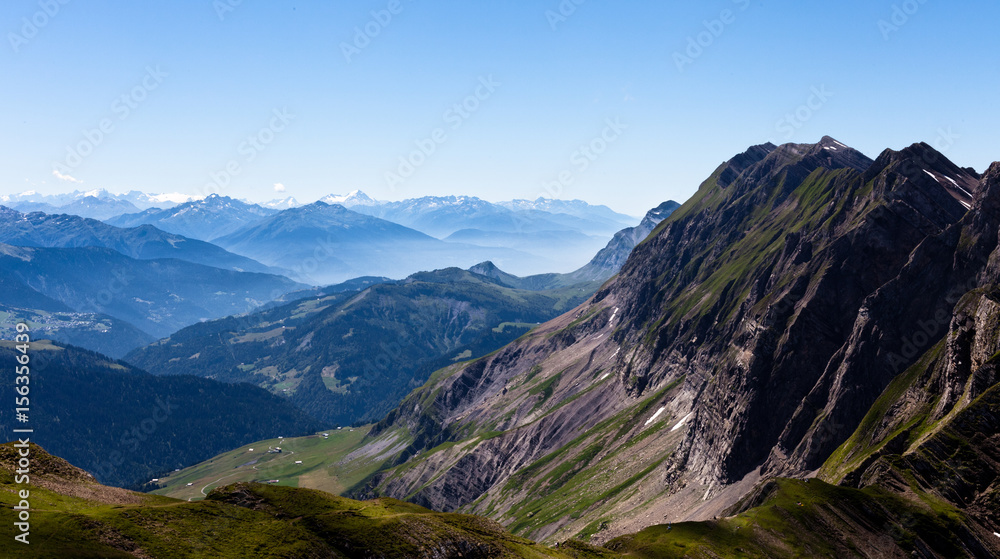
<box><xmin>545</xmin><ymin>0</ymin><xmax>587</xmax><ymax>31</ymax></box>
<box><xmin>878</xmin><ymin>0</ymin><xmax>930</xmax><ymax>40</ymax></box>
<box><xmin>53</xmin><ymin>65</ymin><xmax>168</xmax><ymax>175</ymax></box>
<box><xmin>385</xmin><ymin>75</ymin><xmax>500</xmax><ymax>192</ymax></box>
<box><xmin>200</xmin><ymin>107</ymin><xmax>295</xmax><ymax>198</ymax></box>
<box><xmin>672</xmin><ymin>0</ymin><xmax>751</xmax><ymax>73</ymax></box>
<box><xmin>340</xmin><ymin>0</ymin><xmax>416</xmax><ymax>64</ymax></box>
<box><xmin>540</xmin><ymin>117</ymin><xmax>627</xmax><ymax>200</ymax></box>
<box><xmin>771</xmin><ymin>85</ymin><xmax>835</xmax><ymax>141</ymax></box>
<box><xmin>7</xmin><ymin>0</ymin><xmax>71</xmax><ymax>53</ymax></box>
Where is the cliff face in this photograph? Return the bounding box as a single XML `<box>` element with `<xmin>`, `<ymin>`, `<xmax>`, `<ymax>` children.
<box><xmin>349</xmin><ymin>138</ymin><xmax>999</xmax><ymax>549</ymax></box>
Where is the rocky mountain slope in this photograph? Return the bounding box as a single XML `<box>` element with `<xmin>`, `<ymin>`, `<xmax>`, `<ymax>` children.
<box><xmin>336</xmin><ymin>137</ymin><xmax>999</xmax><ymax>553</ymax></box>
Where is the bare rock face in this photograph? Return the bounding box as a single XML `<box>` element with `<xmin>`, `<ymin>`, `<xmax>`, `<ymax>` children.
<box><xmin>352</xmin><ymin>139</ymin><xmax>1000</xmax><ymax>545</ymax></box>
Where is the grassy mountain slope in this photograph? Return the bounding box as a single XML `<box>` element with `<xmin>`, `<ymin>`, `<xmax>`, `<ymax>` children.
<box><xmin>0</xmin><ymin>443</ymin><xmax>614</xmax><ymax>558</ymax></box>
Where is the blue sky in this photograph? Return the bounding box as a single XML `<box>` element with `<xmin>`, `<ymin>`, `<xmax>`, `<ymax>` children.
<box><xmin>2</xmin><ymin>0</ymin><xmax>998</xmax><ymax>215</ymax></box>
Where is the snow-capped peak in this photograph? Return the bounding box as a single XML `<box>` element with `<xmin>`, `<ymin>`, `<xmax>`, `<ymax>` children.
<box><xmin>320</xmin><ymin>190</ymin><xmax>379</xmax><ymax>207</ymax></box>
<box><xmin>263</xmin><ymin>197</ymin><xmax>300</xmax><ymax>209</ymax></box>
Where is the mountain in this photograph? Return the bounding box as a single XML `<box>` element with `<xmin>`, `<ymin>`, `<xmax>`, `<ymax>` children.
<box><xmin>0</xmin><ymin>444</ymin><xmax>618</xmax><ymax>558</ymax></box>
<box><xmin>0</xmin><ymin>206</ymin><xmax>279</xmax><ymax>274</ymax></box>
<box><xmin>320</xmin><ymin>189</ymin><xmax>379</xmax><ymax>207</ymax></box>
<box><xmin>0</xmin><ymin>243</ymin><xmax>303</xmax><ymax>340</ymax></box>
<box><xmin>105</xmin><ymin>194</ymin><xmax>277</xmax><ymax>241</ymax></box>
<box><xmin>498</xmin><ymin>197</ymin><xmax>638</xmax><ymax>230</ymax></box>
<box><xmin>329</xmin><ymin>136</ymin><xmax>1000</xmax><ymax>551</ymax></box>
<box><xmin>41</xmin><ymin>195</ymin><xmax>141</xmax><ymax>220</ymax></box>
<box><xmin>568</xmin><ymin>200</ymin><xmax>681</xmax><ymax>281</ymax></box>
<box><xmin>261</xmin><ymin>196</ymin><xmax>300</xmax><ymax>209</ymax></box>
<box><xmin>0</xmin><ymin>266</ymin><xmax>153</xmax><ymax>357</ymax></box>
<box><xmin>341</xmin><ymin>194</ymin><xmax>637</xmax><ymax>274</ymax></box>
<box><xmin>445</xmin><ymin>228</ymin><xmax>611</xmax><ymax>273</ymax></box>
<box><xmin>211</xmin><ymin>201</ymin><xmax>540</xmax><ymax>284</ymax></box>
<box><xmin>352</xmin><ymin>194</ymin><xmax>634</xmax><ymax>239</ymax></box>
<box><xmin>2</xmin><ymin>189</ymin><xmax>196</xmax><ymax>213</ymax></box>
<box><xmin>461</xmin><ymin>199</ymin><xmax>680</xmax><ymax>289</ymax></box>
<box><xmin>0</xmin><ymin>341</ymin><xmax>323</xmax><ymax>489</ymax></box>
<box><xmin>125</xmin><ymin>266</ymin><xmax>601</xmax><ymax>426</ymax></box>
<box><xmin>0</xmin><ymin>303</ymin><xmax>153</xmax><ymax>359</ymax></box>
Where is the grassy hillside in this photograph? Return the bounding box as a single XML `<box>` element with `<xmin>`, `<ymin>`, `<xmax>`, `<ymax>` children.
<box><xmin>6</xmin><ymin>442</ymin><xmax>992</xmax><ymax>558</ymax></box>
<box><xmin>0</xmin><ymin>443</ymin><xmax>611</xmax><ymax>558</ymax></box>
<box><xmin>150</xmin><ymin>426</ymin><xmax>382</xmax><ymax>501</ymax></box>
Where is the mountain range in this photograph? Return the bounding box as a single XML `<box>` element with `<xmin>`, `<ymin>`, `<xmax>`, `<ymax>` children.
<box><xmin>279</xmin><ymin>136</ymin><xmax>1000</xmax><ymax>554</ymax></box>
<box><xmin>102</xmin><ymin>192</ymin><xmax>639</xmax><ymax>279</ymax></box>
<box><xmin>125</xmin><ymin>266</ymin><xmax>603</xmax><ymax>426</ymax></box>
<box><xmin>106</xmin><ymin>194</ymin><xmax>279</xmax><ymax>241</ymax></box>
<box><xmin>0</xmin><ymin>242</ymin><xmax>302</xmax><ymax>346</ymax></box>
<box><xmin>0</xmin><ymin>205</ymin><xmax>279</xmax><ymax>274</ymax></box>
<box><xmin>6</xmin><ymin>135</ymin><xmax>996</xmax><ymax>556</ymax></box>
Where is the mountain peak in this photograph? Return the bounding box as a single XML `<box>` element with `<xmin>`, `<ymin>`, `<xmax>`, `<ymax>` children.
<box><xmin>320</xmin><ymin>190</ymin><xmax>378</xmax><ymax>207</ymax></box>
<box><xmin>865</xmin><ymin>142</ymin><xmax>978</xmax><ymax>207</ymax></box>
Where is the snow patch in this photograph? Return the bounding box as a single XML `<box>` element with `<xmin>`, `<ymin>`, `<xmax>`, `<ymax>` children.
<box><xmin>671</xmin><ymin>412</ymin><xmax>693</xmax><ymax>432</ymax></box>
<box><xmin>923</xmin><ymin>170</ymin><xmax>943</xmax><ymax>184</ymax></box>
<box><xmin>644</xmin><ymin>406</ymin><xmax>666</xmax><ymax>426</ymax></box>
<box><xmin>608</xmin><ymin>307</ymin><xmax>619</xmax><ymax>326</ymax></box>
<box><xmin>833</xmin><ymin>140</ymin><xmax>847</xmax><ymax>148</ymax></box>
<box><xmin>960</xmin><ymin>200</ymin><xmax>971</xmax><ymax>209</ymax></box>
<box><xmin>599</xmin><ymin>372</ymin><xmax>611</xmax><ymax>381</ymax></box>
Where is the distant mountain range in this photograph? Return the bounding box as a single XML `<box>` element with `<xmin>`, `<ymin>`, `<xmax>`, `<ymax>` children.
<box><xmin>0</xmin><ymin>242</ymin><xmax>303</xmax><ymax>343</ymax></box>
<box><xmin>125</xmin><ymin>265</ymin><xmax>603</xmax><ymax>426</ymax></box>
<box><xmin>99</xmin><ymin>192</ymin><xmax>638</xmax><ymax>279</ymax></box>
<box><xmin>2</xmin><ymin>188</ymin><xmax>198</xmax><ymax>215</ymax></box>
<box><xmin>106</xmin><ymin>194</ymin><xmax>279</xmax><ymax>241</ymax></box>
<box><xmin>0</xmin><ymin>206</ymin><xmax>279</xmax><ymax>274</ymax></box>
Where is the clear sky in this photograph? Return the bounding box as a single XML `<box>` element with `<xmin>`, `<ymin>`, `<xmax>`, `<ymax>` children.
<box><xmin>2</xmin><ymin>0</ymin><xmax>998</xmax><ymax>215</ymax></box>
